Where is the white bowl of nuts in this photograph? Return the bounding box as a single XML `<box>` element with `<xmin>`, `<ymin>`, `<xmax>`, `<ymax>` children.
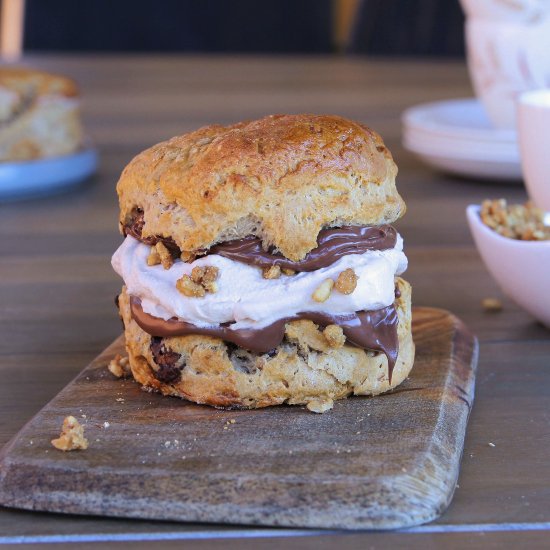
<box><xmin>466</xmin><ymin>200</ymin><xmax>550</xmax><ymax>328</ymax></box>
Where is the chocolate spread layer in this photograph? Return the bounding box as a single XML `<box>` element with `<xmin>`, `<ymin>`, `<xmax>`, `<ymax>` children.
<box><xmin>130</xmin><ymin>297</ymin><xmax>399</xmax><ymax>378</ymax></box>
<box><xmin>208</xmin><ymin>225</ymin><xmax>397</xmax><ymax>272</ymax></box>
<box><xmin>123</xmin><ymin>208</ymin><xmax>396</xmax><ymax>271</ymax></box>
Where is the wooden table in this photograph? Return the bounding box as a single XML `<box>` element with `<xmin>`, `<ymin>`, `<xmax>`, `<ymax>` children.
<box><xmin>1</xmin><ymin>56</ymin><xmax>549</xmax><ymax>549</ymax></box>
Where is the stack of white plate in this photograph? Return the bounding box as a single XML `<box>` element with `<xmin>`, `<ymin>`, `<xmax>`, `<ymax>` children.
<box><xmin>402</xmin><ymin>98</ymin><xmax>522</xmax><ymax>182</ymax></box>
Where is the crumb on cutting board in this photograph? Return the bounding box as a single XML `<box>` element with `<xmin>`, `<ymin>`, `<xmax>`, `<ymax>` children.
<box><xmin>51</xmin><ymin>416</ymin><xmax>88</xmax><ymax>451</ymax></box>
<box><xmin>306</xmin><ymin>398</ymin><xmax>334</xmax><ymax>414</ymax></box>
<box><xmin>108</xmin><ymin>354</ymin><xmax>131</xmax><ymax>378</ymax></box>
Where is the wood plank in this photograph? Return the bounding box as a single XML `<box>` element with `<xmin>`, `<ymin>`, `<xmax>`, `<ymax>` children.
<box><xmin>0</xmin><ymin>307</ymin><xmax>477</xmax><ymax>530</ymax></box>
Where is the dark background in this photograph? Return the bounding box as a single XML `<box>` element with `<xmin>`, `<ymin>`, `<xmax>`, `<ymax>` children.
<box><xmin>24</xmin><ymin>0</ymin><xmax>465</xmax><ymax>57</ymax></box>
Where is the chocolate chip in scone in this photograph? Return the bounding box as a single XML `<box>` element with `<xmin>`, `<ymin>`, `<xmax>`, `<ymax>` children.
<box><xmin>296</xmin><ymin>345</ymin><xmax>309</xmax><ymax>362</ymax></box>
<box><xmin>228</xmin><ymin>347</ymin><xmax>259</xmax><ymax>374</ymax></box>
<box><xmin>150</xmin><ymin>337</ymin><xmax>185</xmax><ymax>383</ymax></box>
<box><xmin>225</xmin><ymin>341</ymin><xmax>238</xmax><ymax>354</ymax></box>
<box><xmin>124</xmin><ymin>207</ymin><xmax>146</xmax><ymax>240</ymax></box>
<box><xmin>225</xmin><ymin>342</ymin><xmax>273</xmax><ymax>373</ymax></box>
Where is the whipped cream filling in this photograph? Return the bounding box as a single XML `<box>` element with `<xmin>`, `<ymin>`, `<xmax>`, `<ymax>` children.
<box><xmin>112</xmin><ymin>234</ymin><xmax>408</xmax><ymax>330</ymax></box>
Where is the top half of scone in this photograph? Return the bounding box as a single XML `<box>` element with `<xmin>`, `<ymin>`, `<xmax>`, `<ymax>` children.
<box><xmin>113</xmin><ymin>114</ymin><xmax>408</xmax><ymax>335</ymax></box>
<box><xmin>116</xmin><ymin>114</ymin><xmax>405</xmax><ymax>262</ymax></box>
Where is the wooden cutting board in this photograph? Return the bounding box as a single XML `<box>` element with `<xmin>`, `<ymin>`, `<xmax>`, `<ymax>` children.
<box><xmin>0</xmin><ymin>307</ymin><xmax>477</xmax><ymax>530</ymax></box>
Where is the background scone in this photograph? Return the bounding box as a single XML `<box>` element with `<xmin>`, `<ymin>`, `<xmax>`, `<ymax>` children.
<box><xmin>0</xmin><ymin>67</ymin><xmax>83</xmax><ymax>161</ymax></box>
<box><xmin>112</xmin><ymin>114</ymin><xmax>415</xmax><ymax>409</ymax></box>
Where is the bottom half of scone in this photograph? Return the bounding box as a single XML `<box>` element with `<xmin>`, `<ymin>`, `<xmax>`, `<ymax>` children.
<box><xmin>117</xmin><ymin>277</ymin><xmax>415</xmax><ymax>409</ymax></box>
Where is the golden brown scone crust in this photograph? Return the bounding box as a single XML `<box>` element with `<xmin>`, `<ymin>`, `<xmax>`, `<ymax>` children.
<box><xmin>117</xmin><ymin>278</ymin><xmax>414</xmax><ymax>409</ymax></box>
<box><xmin>0</xmin><ymin>67</ymin><xmax>82</xmax><ymax>161</ymax></box>
<box><xmin>117</xmin><ymin>114</ymin><xmax>405</xmax><ymax>261</ymax></box>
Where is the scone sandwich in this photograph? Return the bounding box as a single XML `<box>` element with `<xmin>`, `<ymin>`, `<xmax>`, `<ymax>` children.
<box><xmin>0</xmin><ymin>67</ymin><xmax>83</xmax><ymax>161</ymax></box>
<box><xmin>112</xmin><ymin>114</ymin><xmax>414</xmax><ymax>410</ymax></box>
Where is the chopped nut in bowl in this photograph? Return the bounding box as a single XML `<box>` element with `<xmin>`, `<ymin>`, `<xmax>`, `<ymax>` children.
<box><xmin>480</xmin><ymin>199</ymin><xmax>550</xmax><ymax>241</ymax></box>
<box><xmin>466</xmin><ymin>202</ymin><xmax>550</xmax><ymax>328</ymax></box>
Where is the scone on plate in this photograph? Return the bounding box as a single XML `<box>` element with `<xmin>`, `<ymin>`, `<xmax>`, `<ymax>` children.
<box><xmin>112</xmin><ymin>114</ymin><xmax>415</xmax><ymax>409</ymax></box>
<box><xmin>0</xmin><ymin>67</ymin><xmax>83</xmax><ymax>161</ymax></box>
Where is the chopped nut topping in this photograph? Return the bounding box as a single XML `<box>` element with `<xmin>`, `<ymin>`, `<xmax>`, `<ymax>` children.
<box><xmin>335</xmin><ymin>268</ymin><xmax>358</xmax><ymax>294</ymax></box>
<box><xmin>263</xmin><ymin>265</ymin><xmax>281</xmax><ymax>279</ymax></box>
<box><xmin>191</xmin><ymin>266</ymin><xmax>206</xmax><ymax>283</ymax></box>
<box><xmin>312</xmin><ymin>278</ymin><xmax>334</xmax><ymax>302</ymax></box>
<box><xmin>201</xmin><ymin>266</ymin><xmax>219</xmax><ymax>292</ymax></box>
<box><xmin>180</xmin><ymin>250</ymin><xmax>196</xmax><ymax>263</ymax></box>
<box><xmin>306</xmin><ymin>398</ymin><xmax>334</xmax><ymax>414</ymax></box>
<box><xmin>282</xmin><ymin>268</ymin><xmax>296</xmax><ymax>276</ymax></box>
<box><xmin>482</xmin><ymin>298</ymin><xmax>503</xmax><ymax>312</ymax></box>
<box><xmin>203</xmin><ymin>280</ymin><xmax>219</xmax><ymax>293</ymax></box>
<box><xmin>51</xmin><ymin>416</ymin><xmax>89</xmax><ymax>451</ymax></box>
<box><xmin>146</xmin><ymin>248</ymin><xmax>161</xmax><ymax>266</ymax></box>
<box><xmin>323</xmin><ymin>324</ymin><xmax>346</xmax><ymax>348</ymax></box>
<box><xmin>176</xmin><ymin>275</ymin><xmax>206</xmax><ymax>297</ymax></box>
<box><xmin>480</xmin><ymin>199</ymin><xmax>550</xmax><ymax>241</ymax></box>
<box><xmin>108</xmin><ymin>354</ymin><xmax>131</xmax><ymax>378</ymax></box>
<box><xmin>177</xmin><ymin>265</ymin><xmax>219</xmax><ymax>297</ymax></box>
<box><xmin>201</xmin><ymin>265</ymin><xmax>219</xmax><ymax>285</ymax></box>
<box><xmin>155</xmin><ymin>242</ymin><xmax>174</xmax><ymax>270</ymax></box>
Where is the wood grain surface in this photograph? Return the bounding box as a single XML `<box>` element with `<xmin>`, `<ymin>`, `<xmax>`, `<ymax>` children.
<box><xmin>1</xmin><ymin>55</ymin><xmax>549</xmax><ymax>548</ymax></box>
<box><xmin>0</xmin><ymin>308</ymin><xmax>477</xmax><ymax>530</ymax></box>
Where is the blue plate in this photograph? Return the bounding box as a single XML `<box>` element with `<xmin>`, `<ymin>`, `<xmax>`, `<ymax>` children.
<box><xmin>0</xmin><ymin>147</ymin><xmax>98</xmax><ymax>201</ymax></box>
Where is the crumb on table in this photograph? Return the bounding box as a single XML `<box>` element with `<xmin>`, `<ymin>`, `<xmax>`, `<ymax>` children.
<box><xmin>51</xmin><ymin>416</ymin><xmax>88</xmax><ymax>451</ymax></box>
<box><xmin>482</xmin><ymin>298</ymin><xmax>503</xmax><ymax>312</ymax></box>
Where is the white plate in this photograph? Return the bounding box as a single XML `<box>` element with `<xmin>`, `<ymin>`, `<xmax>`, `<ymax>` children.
<box><xmin>403</xmin><ymin>98</ymin><xmax>516</xmax><ymax>142</ymax></box>
<box><xmin>0</xmin><ymin>147</ymin><xmax>98</xmax><ymax>201</ymax></box>
<box><xmin>402</xmin><ymin>98</ymin><xmax>522</xmax><ymax>182</ymax></box>
<box><xmin>404</xmin><ymin>137</ymin><xmax>522</xmax><ymax>181</ymax></box>
<box><xmin>402</xmin><ymin>128</ymin><xmax>520</xmax><ymax>160</ymax></box>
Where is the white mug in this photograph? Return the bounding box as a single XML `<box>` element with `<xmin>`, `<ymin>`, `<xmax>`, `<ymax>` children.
<box><xmin>460</xmin><ymin>0</ymin><xmax>549</xmax><ymax>23</ymax></box>
<box><xmin>517</xmin><ymin>89</ymin><xmax>550</xmax><ymax>212</ymax></box>
<box><xmin>460</xmin><ymin>0</ymin><xmax>550</xmax><ymax>129</ymax></box>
